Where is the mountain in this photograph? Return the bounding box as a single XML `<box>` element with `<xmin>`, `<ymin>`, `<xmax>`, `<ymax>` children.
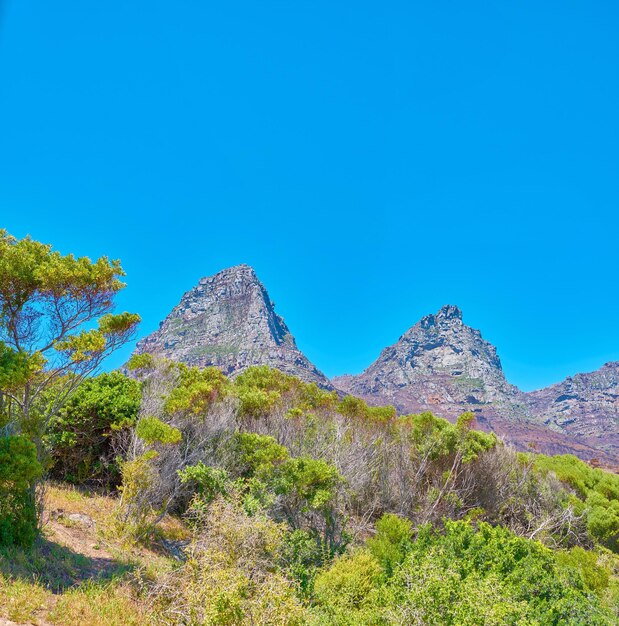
<box><xmin>333</xmin><ymin>305</ymin><xmax>619</xmax><ymax>467</ymax></box>
<box><xmin>133</xmin><ymin>264</ymin><xmax>331</xmax><ymax>387</ymax></box>
<box><xmin>333</xmin><ymin>305</ymin><xmax>527</xmax><ymax>420</ymax></box>
<box><xmin>527</xmin><ymin>362</ymin><xmax>619</xmax><ymax>464</ymax></box>
<box><xmin>133</xmin><ymin>268</ymin><xmax>618</xmax><ymax>467</ymax></box>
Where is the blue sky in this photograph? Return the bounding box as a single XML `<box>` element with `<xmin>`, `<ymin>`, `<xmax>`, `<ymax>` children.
<box><xmin>1</xmin><ymin>1</ymin><xmax>618</xmax><ymax>391</ymax></box>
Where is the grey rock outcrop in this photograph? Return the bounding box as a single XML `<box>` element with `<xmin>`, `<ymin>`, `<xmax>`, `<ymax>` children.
<box><xmin>134</xmin><ymin>265</ymin><xmax>331</xmax><ymax>387</ymax></box>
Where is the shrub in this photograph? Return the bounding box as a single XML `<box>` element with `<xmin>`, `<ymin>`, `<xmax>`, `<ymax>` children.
<box><xmin>386</xmin><ymin>521</ymin><xmax>614</xmax><ymax>625</ymax></box>
<box><xmin>338</xmin><ymin>395</ymin><xmax>396</xmax><ymax>423</ymax></box>
<box><xmin>135</xmin><ymin>416</ymin><xmax>182</xmax><ymax>445</ymax></box>
<box><xmin>164</xmin><ymin>365</ymin><xmax>229</xmax><ymax>417</ymax></box>
<box><xmin>227</xmin><ymin>432</ymin><xmax>289</xmax><ymax>479</ymax></box>
<box><xmin>366</xmin><ymin>513</ymin><xmax>412</xmax><ymax>576</ymax></box>
<box><xmin>178</xmin><ymin>462</ymin><xmax>228</xmax><ymax>503</ymax></box>
<box><xmin>0</xmin><ymin>436</ymin><xmax>42</xmax><ymax>547</ymax></box>
<box><xmin>534</xmin><ymin>454</ymin><xmax>619</xmax><ymax>550</ymax></box>
<box><xmin>273</xmin><ymin>457</ymin><xmax>341</xmax><ymax>516</ymax></box>
<box><xmin>311</xmin><ymin>519</ymin><xmax>616</xmax><ymax>625</ymax></box>
<box><xmin>151</xmin><ymin>497</ymin><xmax>307</xmax><ymax>625</ymax></box>
<box><xmin>234</xmin><ymin>366</ymin><xmax>306</xmax><ymax>419</ymax></box>
<box><xmin>47</xmin><ymin>372</ymin><xmax>141</xmax><ymax>485</ymax></box>
<box><xmin>313</xmin><ymin>550</ymin><xmax>382</xmax><ymax>615</ymax></box>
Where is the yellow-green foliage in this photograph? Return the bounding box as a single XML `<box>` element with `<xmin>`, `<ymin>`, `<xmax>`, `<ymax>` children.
<box><xmin>273</xmin><ymin>457</ymin><xmax>342</xmax><ymax>514</ymax></box>
<box><xmin>152</xmin><ymin>497</ymin><xmax>307</xmax><ymax>625</ymax></box>
<box><xmin>337</xmin><ymin>395</ymin><xmax>397</xmax><ymax>423</ymax></box>
<box><xmin>164</xmin><ymin>364</ymin><xmax>229</xmax><ymax>417</ymax></box>
<box><xmin>556</xmin><ymin>546</ymin><xmax>610</xmax><ymax>593</ymax></box>
<box><xmin>366</xmin><ymin>513</ymin><xmax>412</xmax><ymax>576</ymax></box>
<box><xmin>234</xmin><ymin>366</ymin><xmax>337</xmax><ymax>419</ymax></box>
<box><xmin>135</xmin><ymin>416</ymin><xmax>182</xmax><ymax>445</ymax></box>
<box><xmin>534</xmin><ymin>454</ymin><xmax>619</xmax><ymax>548</ymax></box>
<box><xmin>0</xmin><ymin>231</ymin><xmax>127</xmax><ymax>326</ymax></box>
<box><xmin>235</xmin><ymin>365</ymin><xmax>297</xmax><ymax>396</ymax></box>
<box><xmin>126</xmin><ymin>352</ymin><xmax>156</xmax><ymax>372</ymax></box>
<box><xmin>311</xmin><ymin>520</ymin><xmax>617</xmax><ymax>625</ymax></box>
<box><xmin>313</xmin><ymin>550</ymin><xmax>382</xmax><ymax>617</ymax></box>
<box><xmin>178</xmin><ymin>462</ymin><xmax>228</xmax><ymax>502</ymax></box>
<box><xmin>0</xmin><ymin>342</ymin><xmax>42</xmax><ymax>394</ymax></box>
<box><xmin>229</xmin><ymin>431</ymin><xmax>290</xmax><ymax>478</ymax></box>
<box><xmin>400</xmin><ymin>410</ymin><xmax>497</xmax><ymax>462</ymax></box>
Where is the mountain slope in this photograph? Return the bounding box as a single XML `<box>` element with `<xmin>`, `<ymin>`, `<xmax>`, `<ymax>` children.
<box><xmin>134</xmin><ymin>265</ymin><xmax>330</xmax><ymax>387</ymax></box>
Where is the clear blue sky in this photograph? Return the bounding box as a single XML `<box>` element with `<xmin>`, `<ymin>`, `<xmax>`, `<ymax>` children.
<box><xmin>1</xmin><ymin>1</ymin><xmax>618</xmax><ymax>391</ymax></box>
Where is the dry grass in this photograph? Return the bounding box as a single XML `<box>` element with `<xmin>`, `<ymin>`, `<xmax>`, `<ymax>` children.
<box><xmin>0</xmin><ymin>482</ymin><xmax>182</xmax><ymax>625</ymax></box>
<box><xmin>48</xmin><ymin>581</ymin><xmax>149</xmax><ymax>626</ymax></box>
<box><xmin>0</xmin><ymin>575</ymin><xmax>50</xmax><ymax>623</ymax></box>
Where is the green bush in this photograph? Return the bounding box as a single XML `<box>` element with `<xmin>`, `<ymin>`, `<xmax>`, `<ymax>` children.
<box><xmin>311</xmin><ymin>519</ymin><xmax>616</xmax><ymax>625</ymax></box>
<box><xmin>227</xmin><ymin>432</ymin><xmax>290</xmax><ymax>479</ymax></box>
<box><xmin>273</xmin><ymin>457</ymin><xmax>341</xmax><ymax>515</ymax></box>
<box><xmin>366</xmin><ymin>513</ymin><xmax>412</xmax><ymax>577</ymax></box>
<box><xmin>164</xmin><ymin>365</ymin><xmax>229</xmax><ymax>417</ymax></box>
<box><xmin>313</xmin><ymin>550</ymin><xmax>383</xmax><ymax>618</ymax></box>
<box><xmin>337</xmin><ymin>395</ymin><xmax>396</xmax><ymax>423</ymax></box>
<box><xmin>0</xmin><ymin>436</ymin><xmax>42</xmax><ymax>547</ymax></box>
<box><xmin>534</xmin><ymin>454</ymin><xmax>619</xmax><ymax>550</ymax></box>
<box><xmin>135</xmin><ymin>416</ymin><xmax>182</xmax><ymax>445</ymax></box>
<box><xmin>47</xmin><ymin>372</ymin><xmax>140</xmax><ymax>485</ymax></box>
<box><xmin>178</xmin><ymin>462</ymin><xmax>228</xmax><ymax>503</ymax></box>
<box><xmin>401</xmin><ymin>410</ymin><xmax>497</xmax><ymax>462</ymax></box>
<box><xmin>384</xmin><ymin>521</ymin><xmax>614</xmax><ymax>625</ymax></box>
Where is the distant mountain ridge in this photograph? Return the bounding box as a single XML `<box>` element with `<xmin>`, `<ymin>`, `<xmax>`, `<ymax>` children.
<box><xmin>527</xmin><ymin>362</ymin><xmax>619</xmax><ymax>462</ymax></box>
<box><xmin>133</xmin><ymin>265</ymin><xmax>619</xmax><ymax>467</ymax></box>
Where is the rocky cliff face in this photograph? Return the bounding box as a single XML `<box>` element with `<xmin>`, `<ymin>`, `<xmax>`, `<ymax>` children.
<box><xmin>134</xmin><ymin>265</ymin><xmax>331</xmax><ymax>387</ymax></box>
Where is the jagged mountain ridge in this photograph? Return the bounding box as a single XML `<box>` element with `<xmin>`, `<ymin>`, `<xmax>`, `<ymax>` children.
<box><xmin>134</xmin><ymin>264</ymin><xmax>331</xmax><ymax>387</ymax></box>
<box><xmin>527</xmin><ymin>362</ymin><xmax>619</xmax><ymax>463</ymax></box>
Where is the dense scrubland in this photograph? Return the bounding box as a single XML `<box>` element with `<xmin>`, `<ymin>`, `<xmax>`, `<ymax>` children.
<box><xmin>1</xmin><ymin>229</ymin><xmax>618</xmax><ymax>624</ymax></box>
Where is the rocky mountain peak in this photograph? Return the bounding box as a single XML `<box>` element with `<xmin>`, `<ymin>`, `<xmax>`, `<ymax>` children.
<box><xmin>421</xmin><ymin>304</ymin><xmax>463</xmax><ymax>327</ymax></box>
<box><xmin>133</xmin><ymin>265</ymin><xmax>330</xmax><ymax>387</ymax></box>
<box><xmin>333</xmin><ymin>305</ymin><xmax>520</xmax><ymax>419</ymax></box>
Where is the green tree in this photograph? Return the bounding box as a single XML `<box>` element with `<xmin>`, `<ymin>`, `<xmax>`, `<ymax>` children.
<box><xmin>0</xmin><ymin>230</ymin><xmax>140</xmax><ymax>460</ymax></box>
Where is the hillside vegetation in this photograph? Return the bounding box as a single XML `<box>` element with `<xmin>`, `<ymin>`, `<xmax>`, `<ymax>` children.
<box><xmin>1</xmin><ymin>231</ymin><xmax>618</xmax><ymax>624</ymax></box>
<box><xmin>2</xmin><ymin>358</ymin><xmax>618</xmax><ymax>624</ymax></box>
